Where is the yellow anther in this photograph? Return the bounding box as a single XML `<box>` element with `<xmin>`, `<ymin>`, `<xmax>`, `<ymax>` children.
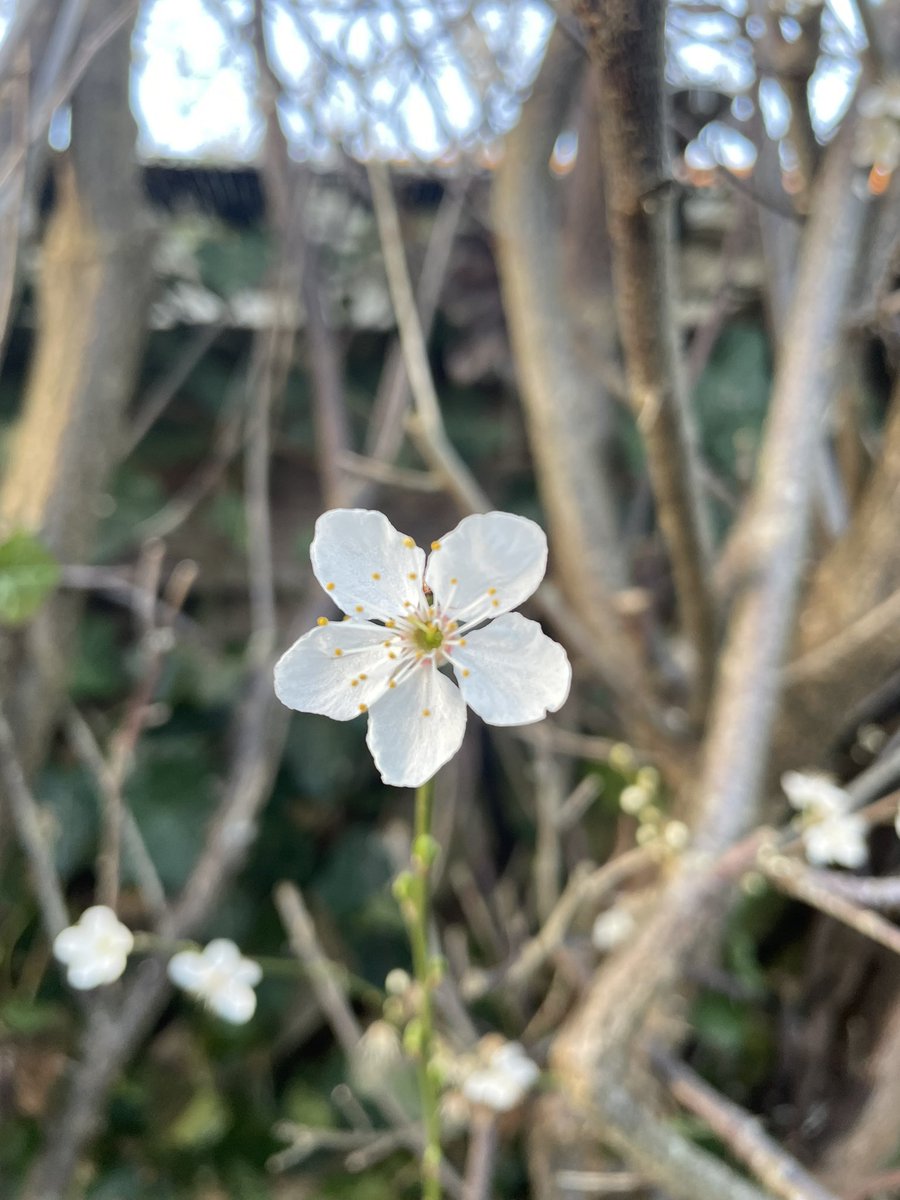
<box><xmin>326</xmin><ymin>582</ymin><xmax>335</xmax><ymax>591</ymax></box>
<box><xmin>386</xmin><ymin>619</ymin><xmax>396</xmax><ymax>628</ymax></box>
<box><xmin>389</xmin><ymin>680</ymin><xmax>396</xmax><ymax>689</ymax></box>
<box><xmin>448</xmin><ymin>621</ymin><xmax>458</xmax><ymax>631</ymax></box>
<box><xmin>334</xmin><ymin>649</ymin><xmax>343</xmax><ymax>657</ymax></box>
<box><xmin>450</xmin><ymin>577</ymin><xmax>458</xmax><ymax>585</ymax></box>
<box><xmin>403</xmin><ymin>601</ymin><xmax>412</xmax><ymax>608</ymax></box>
<box><xmin>317</xmin><ymin>616</ymin><xmax>329</xmax><ymax>626</ymax></box>
<box><xmin>459</xmin><ymin>638</ymin><xmax>466</xmax><ymax>646</ymax></box>
<box><xmin>355</xmin><ymin>605</ymin><xmax>364</xmax><ymax>613</ymax></box>
<box><xmin>359</xmin><ymin>673</ymin><xmax>368</xmax><ymax>681</ymax></box>
<box><xmin>491</xmin><ymin>599</ymin><xmax>499</xmax><ymax>608</ymax></box>
<box><xmin>430</xmin><ymin>540</ymin><xmax>441</xmax><ymax>550</ymax></box>
<box><xmin>372</xmin><ymin>571</ymin><xmax>381</xmax><ymax>580</ymax></box>
<box><xmin>358</xmin><ymin>703</ymin><xmax>368</xmax><ymax>712</ymax></box>
<box><xmin>462</xmin><ymin>669</ymin><xmax>470</xmax><ymax>677</ymax></box>
<box><xmin>343</xmin><ymin>615</ymin><xmax>352</xmax><ymax>621</ymax></box>
<box><xmin>408</xmin><ymin>572</ymin><xmax>417</xmax><ymax>580</ymax></box>
<box><xmin>351</xmin><ymin>679</ymin><xmax>359</xmax><ymax>687</ymax></box>
<box><xmin>388</xmin><ymin>652</ymin><xmax>397</xmax><ymax>660</ymax></box>
<box><xmin>488</xmin><ymin>587</ymin><xmax>497</xmax><ymax>596</ymax></box>
<box><xmin>403</xmin><ymin>537</ymin><xmax>415</xmax><ymax>548</ymax></box>
<box><xmin>422</xmin><ymin>708</ymin><xmax>431</xmax><ymax>717</ymax></box>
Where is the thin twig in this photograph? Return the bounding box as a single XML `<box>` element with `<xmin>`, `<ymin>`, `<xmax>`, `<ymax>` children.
<box><xmin>655</xmin><ymin>1051</ymin><xmax>839</xmax><ymax>1200</ymax></box>
<box><xmin>274</xmin><ymin>881</ymin><xmax>464</xmax><ymax>1199</ymax></box>
<box><xmin>759</xmin><ymin>850</ymin><xmax>900</xmax><ymax>958</ymax></box>
<box><xmin>63</xmin><ymin>708</ymin><xmax>167</xmax><ymax>923</ymax></box>
<box><xmin>462</xmin><ymin>1111</ymin><xmax>497</xmax><ymax>1200</ymax></box>
<box><xmin>0</xmin><ymin>702</ymin><xmax>69</xmax><ymax>940</ymax></box>
<box><xmin>366</xmin><ymin>160</ymin><xmax>489</xmax><ymax>516</ymax></box>
<box><xmin>464</xmin><ymin>848</ymin><xmax>654</xmax><ymax>1000</ymax></box>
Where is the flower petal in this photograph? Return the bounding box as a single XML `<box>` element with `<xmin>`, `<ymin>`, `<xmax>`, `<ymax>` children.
<box><xmin>275</xmin><ymin>621</ymin><xmax>398</xmax><ymax>720</ymax></box>
<box><xmin>168</xmin><ymin>950</ymin><xmax>211</xmax><ymax>994</ymax></box>
<box><xmin>425</xmin><ymin>512</ymin><xmax>547</xmax><ymax>623</ymax></box>
<box><xmin>209</xmin><ymin>981</ymin><xmax>257</xmax><ymax>1024</ymax></box>
<box><xmin>53</xmin><ymin>925</ymin><xmax>89</xmax><ymax>965</ymax></box>
<box><xmin>366</xmin><ymin>664</ymin><xmax>467</xmax><ymax>787</ymax></box>
<box><xmin>66</xmin><ymin>951</ymin><xmax>128</xmax><ymax>990</ymax></box>
<box><xmin>451</xmin><ymin>613</ymin><xmax>570</xmax><ymax>726</ymax></box>
<box><xmin>311</xmin><ymin>509</ymin><xmax>425</xmax><ymax>619</ymax></box>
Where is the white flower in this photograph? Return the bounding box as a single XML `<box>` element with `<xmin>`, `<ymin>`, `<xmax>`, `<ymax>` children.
<box><xmin>462</xmin><ymin>1040</ymin><xmax>540</xmax><ymax>1113</ymax></box>
<box><xmin>782</xmin><ymin>771</ymin><xmax>868</xmax><ymax>869</ymax></box>
<box><xmin>803</xmin><ymin>814</ymin><xmax>869</xmax><ymax>870</ymax></box>
<box><xmin>167</xmin><ymin>939</ymin><xmax>262</xmax><ymax>1024</ymax></box>
<box><xmin>781</xmin><ymin>771</ymin><xmax>849</xmax><ymax>816</ymax></box>
<box><xmin>274</xmin><ymin>509</ymin><xmax>572</xmax><ymax>788</ymax></box>
<box><xmin>591</xmin><ymin>906</ymin><xmax>636</xmax><ymax>952</ymax></box>
<box><xmin>53</xmin><ymin>905</ymin><xmax>133</xmax><ymax>990</ymax></box>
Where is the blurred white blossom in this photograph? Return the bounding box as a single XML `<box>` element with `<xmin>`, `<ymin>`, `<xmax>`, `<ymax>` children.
<box><xmin>462</xmin><ymin>1039</ymin><xmax>540</xmax><ymax>1113</ymax></box>
<box><xmin>168</xmin><ymin>938</ymin><xmax>262</xmax><ymax>1024</ymax></box>
<box><xmin>591</xmin><ymin>906</ymin><xmax>636</xmax><ymax>952</ymax></box>
<box><xmin>781</xmin><ymin>771</ymin><xmax>867</xmax><ymax>869</ymax></box>
<box><xmin>855</xmin><ymin>81</ymin><xmax>900</xmax><ymax>172</ymax></box>
<box><xmin>53</xmin><ymin>906</ymin><xmax>134</xmax><ymax>990</ymax></box>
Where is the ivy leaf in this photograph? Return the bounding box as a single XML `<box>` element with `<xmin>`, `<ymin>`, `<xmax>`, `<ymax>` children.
<box><xmin>0</xmin><ymin>532</ymin><xmax>60</xmax><ymax>625</ymax></box>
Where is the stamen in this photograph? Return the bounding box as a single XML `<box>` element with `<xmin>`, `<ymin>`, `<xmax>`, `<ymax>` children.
<box><xmin>462</xmin><ymin>669</ymin><xmax>470</xmax><ymax>677</ymax></box>
<box><xmin>408</xmin><ymin>572</ymin><xmax>417</xmax><ymax>580</ymax></box>
<box><xmin>431</xmin><ymin>541</ymin><xmax>441</xmax><ymax>551</ymax></box>
<box><xmin>372</xmin><ymin>572</ymin><xmax>381</xmax><ymax>580</ymax></box>
<box><xmin>403</xmin><ymin>537</ymin><xmax>415</xmax><ymax>549</ymax></box>
<box><xmin>355</xmin><ymin>605</ymin><xmax>364</xmax><ymax>613</ymax></box>
<box><xmin>335</xmin><ymin>649</ymin><xmax>343</xmax><ymax>657</ymax></box>
<box><xmin>326</xmin><ymin>582</ymin><xmax>335</xmax><ymax>591</ymax></box>
<box><xmin>317</xmin><ymin>617</ymin><xmax>329</xmax><ymax>626</ymax></box>
<box><xmin>488</xmin><ymin>587</ymin><xmax>497</xmax><ymax>596</ymax></box>
<box><xmin>358</xmin><ymin>703</ymin><xmax>368</xmax><ymax>712</ymax></box>
<box><xmin>422</xmin><ymin>708</ymin><xmax>431</xmax><ymax>717</ymax></box>
<box><xmin>351</xmin><ymin>679</ymin><xmax>359</xmax><ymax>687</ymax></box>
<box><xmin>359</xmin><ymin>673</ymin><xmax>368</xmax><ymax>681</ymax></box>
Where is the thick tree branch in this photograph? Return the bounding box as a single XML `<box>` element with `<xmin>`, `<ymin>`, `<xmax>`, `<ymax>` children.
<box><xmin>574</xmin><ymin>0</ymin><xmax>717</xmax><ymax>709</ymax></box>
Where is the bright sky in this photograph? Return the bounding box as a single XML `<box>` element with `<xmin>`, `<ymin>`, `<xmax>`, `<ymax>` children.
<box><xmin>0</xmin><ymin>0</ymin><xmax>875</xmax><ymax>166</ymax></box>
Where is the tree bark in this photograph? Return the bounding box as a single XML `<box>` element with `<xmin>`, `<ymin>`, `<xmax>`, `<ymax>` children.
<box><xmin>0</xmin><ymin>0</ymin><xmax>154</xmax><ymax>771</ymax></box>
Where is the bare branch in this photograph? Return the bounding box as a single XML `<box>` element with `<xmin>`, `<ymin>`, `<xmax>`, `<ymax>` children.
<box><xmin>575</xmin><ymin>0</ymin><xmax>718</xmax><ymax>709</ymax></box>
<box><xmin>655</xmin><ymin>1051</ymin><xmax>839</xmax><ymax>1200</ymax></box>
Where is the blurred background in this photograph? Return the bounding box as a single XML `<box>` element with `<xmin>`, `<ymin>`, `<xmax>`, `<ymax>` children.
<box><xmin>1</xmin><ymin>0</ymin><xmax>900</xmax><ymax>1198</ymax></box>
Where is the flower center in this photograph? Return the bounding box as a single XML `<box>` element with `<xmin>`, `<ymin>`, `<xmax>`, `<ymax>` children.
<box><xmin>412</xmin><ymin>620</ymin><xmax>444</xmax><ymax>653</ymax></box>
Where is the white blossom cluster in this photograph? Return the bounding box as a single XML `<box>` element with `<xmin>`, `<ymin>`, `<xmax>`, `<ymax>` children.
<box><xmin>52</xmin><ymin>906</ymin><xmax>260</xmax><ymax>1024</ymax></box>
<box><xmin>461</xmin><ymin>1039</ymin><xmax>540</xmax><ymax>1113</ymax></box>
<box><xmin>781</xmin><ymin>771</ymin><xmax>868</xmax><ymax>869</ymax></box>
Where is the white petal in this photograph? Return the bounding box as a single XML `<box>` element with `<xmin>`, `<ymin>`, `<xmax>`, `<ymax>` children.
<box><xmin>79</xmin><ymin>905</ymin><xmax>121</xmax><ymax>934</ymax></box>
<box><xmin>209</xmin><ymin>981</ymin><xmax>257</xmax><ymax>1024</ymax></box>
<box><xmin>53</xmin><ymin>925</ymin><xmax>89</xmax><ymax>965</ymax></box>
<box><xmin>425</xmin><ymin>512</ymin><xmax>547</xmax><ymax>623</ymax></box>
<box><xmin>311</xmin><ymin>509</ymin><xmax>425</xmax><ymax>619</ymax></box>
<box><xmin>462</xmin><ymin>1069</ymin><xmax>525</xmax><ymax>1113</ymax></box>
<box><xmin>275</xmin><ymin>622</ymin><xmax>398</xmax><ymax>720</ymax></box>
<box><xmin>66</xmin><ymin>951</ymin><xmax>128</xmax><ymax>990</ymax></box>
<box><xmin>168</xmin><ymin>950</ymin><xmax>211</xmax><ymax>994</ymax></box>
<box><xmin>234</xmin><ymin>957</ymin><xmax>263</xmax><ymax>987</ymax></box>
<box><xmin>451</xmin><ymin>613</ymin><xmax>570</xmax><ymax>726</ymax></box>
<box><xmin>203</xmin><ymin>939</ymin><xmax>243</xmax><ymax>969</ymax></box>
<box><xmin>491</xmin><ymin>1043</ymin><xmax>540</xmax><ymax>1090</ymax></box>
<box><xmin>781</xmin><ymin>771</ymin><xmax>848</xmax><ymax>815</ymax></box>
<box><xmin>366</xmin><ymin>664</ymin><xmax>467</xmax><ymax>787</ymax></box>
<box><xmin>804</xmin><ymin>816</ymin><xmax>868</xmax><ymax>869</ymax></box>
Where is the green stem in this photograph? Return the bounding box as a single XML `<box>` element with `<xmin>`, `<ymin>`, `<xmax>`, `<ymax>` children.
<box><xmin>409</xmin><ymin>775</ymin><xmax>442</xmax><ymax>1200</ymax></box>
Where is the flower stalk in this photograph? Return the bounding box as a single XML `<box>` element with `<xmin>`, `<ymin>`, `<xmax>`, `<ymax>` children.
<box><xmin>400</xmin><ymin>775</ymin><xmax>442</xmax><ymax>1199</ymax></box>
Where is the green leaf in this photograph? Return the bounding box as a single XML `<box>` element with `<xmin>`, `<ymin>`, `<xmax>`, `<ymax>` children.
<box><xmin>0</xmin><ymin>532</ymin><xmax>60</xmax><ymax>625</ymax></box>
